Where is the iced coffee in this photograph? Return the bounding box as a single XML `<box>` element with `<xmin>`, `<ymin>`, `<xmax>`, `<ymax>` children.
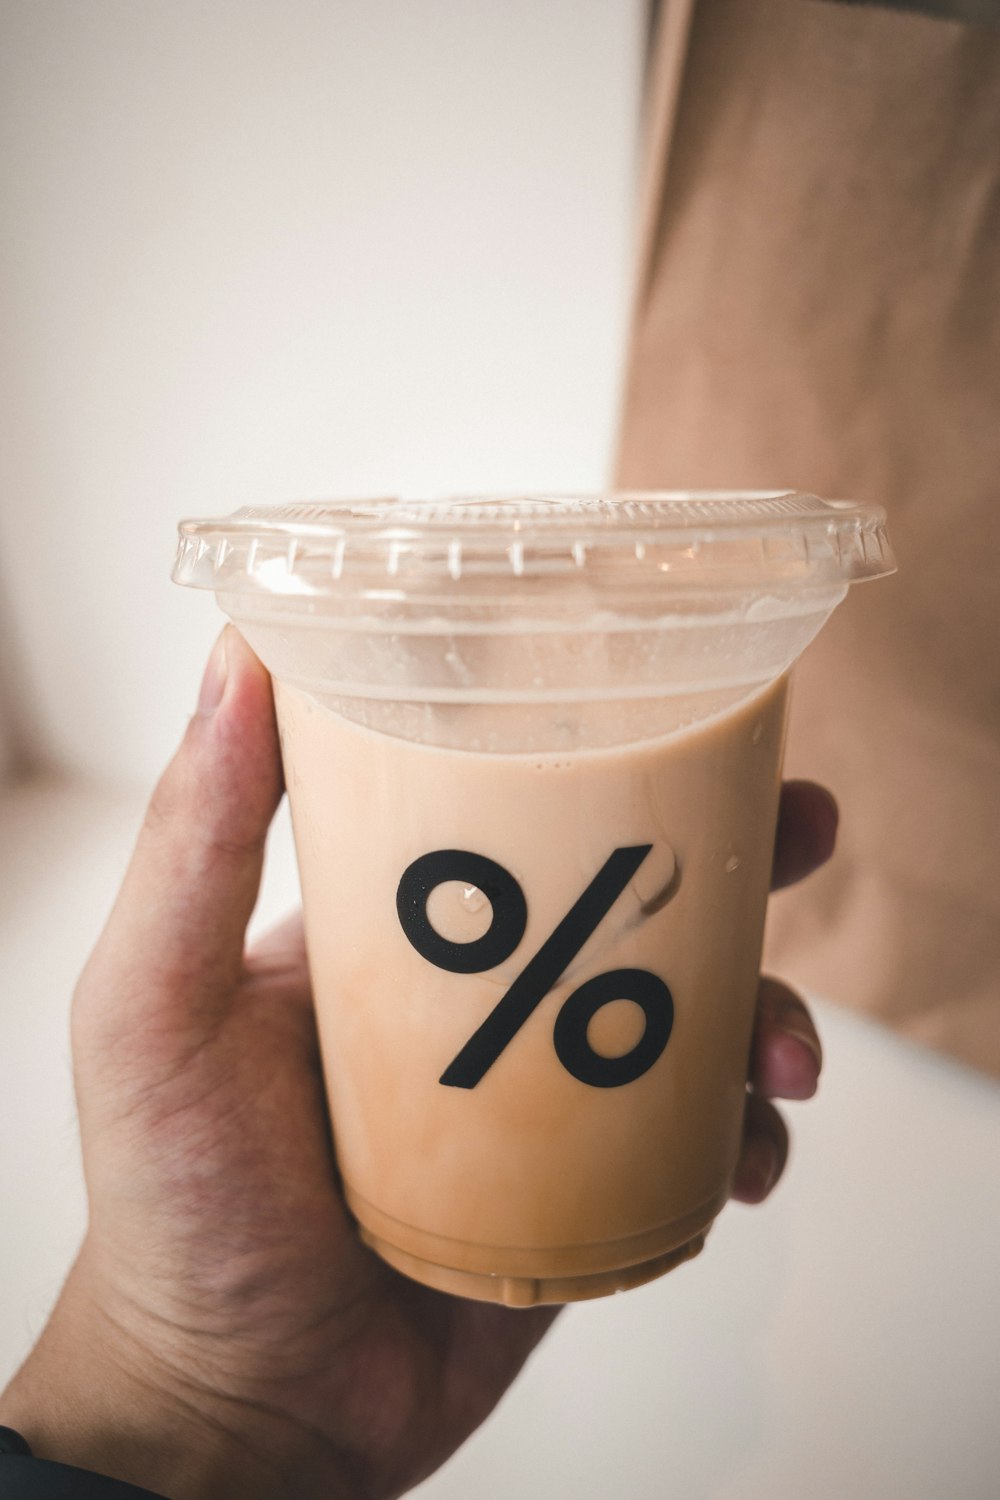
<box><xmin>174</xmin><ymin>493</ymin><xmax>895</xmax><ymax>1303</ymax></box>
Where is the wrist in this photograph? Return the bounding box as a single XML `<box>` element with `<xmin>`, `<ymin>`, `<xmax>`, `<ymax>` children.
<box><xmin>0</xmin><ymin>1253</ymin><xmax>355</xmax><ymax>1500</ymax></box>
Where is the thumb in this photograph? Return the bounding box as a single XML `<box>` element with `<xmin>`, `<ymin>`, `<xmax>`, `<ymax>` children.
<box><xmin>75</xmin><ymin>626</ymin><xmax>284</xmax><ymax>1051</ymax></box>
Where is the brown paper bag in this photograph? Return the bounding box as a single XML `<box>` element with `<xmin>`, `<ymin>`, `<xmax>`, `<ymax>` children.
<box><xmin>617</xmin><ymin>0</ymin><xmax>1000</xmax><ymax>1076</ymax></box>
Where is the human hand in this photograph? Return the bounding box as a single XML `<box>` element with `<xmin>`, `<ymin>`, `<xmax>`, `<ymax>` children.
<box><xmin>0</xmin><ymin>629</ymin><xmax>831</xmax><ymax>1499</ymax></box>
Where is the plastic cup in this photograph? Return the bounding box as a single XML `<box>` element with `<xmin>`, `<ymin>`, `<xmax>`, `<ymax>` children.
<box><xmin>173</xmin><ymin>492</ymin><xmax>894</xmax><ymax>1305</ymax></box>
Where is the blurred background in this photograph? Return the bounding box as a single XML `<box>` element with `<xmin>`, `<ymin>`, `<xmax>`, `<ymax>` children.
<box><xmin>1</xmin><ymin>3</ymin><xmax>998</xmax><ymax>1496</ymax></box>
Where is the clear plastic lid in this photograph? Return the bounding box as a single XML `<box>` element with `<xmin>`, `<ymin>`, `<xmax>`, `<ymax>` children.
<box><xmin>173</xmin><ymin>492</ymin><xmax>894</xmax><ymax>606</ymax></box>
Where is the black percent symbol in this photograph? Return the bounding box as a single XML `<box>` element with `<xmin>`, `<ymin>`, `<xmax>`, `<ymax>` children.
<box><xmin>395</xmin><ymin>846</ymin><xmax>674</xmax><ymax>1090</ymax></box>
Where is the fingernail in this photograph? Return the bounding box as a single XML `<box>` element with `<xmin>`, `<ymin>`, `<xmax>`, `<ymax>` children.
<box><xmin>778</xmin><ymin>1017</ymin><xmax>823</xmax><ymax>1073</ymax></box>
<box><xmin>196</xmin><ymin>630</ymin><xmax>229</xmax><ymax>717</ymax></box>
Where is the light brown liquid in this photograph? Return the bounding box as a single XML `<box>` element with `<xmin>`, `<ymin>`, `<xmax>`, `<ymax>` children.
<box><xmin>275</xmin><ymin>675</ymin><xmax>789</xmax><ymax>1304</ymax></box>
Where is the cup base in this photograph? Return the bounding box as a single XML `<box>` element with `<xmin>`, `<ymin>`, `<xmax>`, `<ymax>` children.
<box><xmin>359</xmin><ymin>1226</ymin><xmax>707</xmax><ymax>1305</ymax></box>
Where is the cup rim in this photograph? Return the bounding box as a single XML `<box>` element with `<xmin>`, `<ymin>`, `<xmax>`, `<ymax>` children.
<box><xmin>173</xmin><ymin>490</ymin><xmax>895</xmax><ymax>601</ymax></box>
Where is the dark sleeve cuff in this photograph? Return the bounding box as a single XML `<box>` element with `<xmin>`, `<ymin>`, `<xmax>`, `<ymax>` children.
<box><xmin>0</xmin><ymin>1455</ymin><xmax>170</xmax><ymax>1500</ymax></box>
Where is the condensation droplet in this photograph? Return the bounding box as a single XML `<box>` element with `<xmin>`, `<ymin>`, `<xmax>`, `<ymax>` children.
<box><xmin>462</xmin><ymin>884</ymin><xmax>488</xmax><ymax>914</ymax></box>
<box><xmin>725</xmin><ymin>855</ymin><xmax>741</xmax><ymax>873</ymax></box>
<box><xmin>426</xmin><ymin>881</ymin><xmax>493</xmax><ymax>942</ymax></box>
<box><xmin>751</xmin><ymin>721</ymin><xmax>764</xmax><ymax>745</ymax></box>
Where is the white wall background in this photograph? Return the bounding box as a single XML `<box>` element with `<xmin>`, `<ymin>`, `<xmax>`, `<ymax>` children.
<box><xmin>2</xmin><ymin>4</ymin><xmax>999</xmax><ymax>1498</ymax></box>
<box><xmin>0</xmin><ymin>0</ymin><xmax>642</xmax><ymax>787</ymax></box>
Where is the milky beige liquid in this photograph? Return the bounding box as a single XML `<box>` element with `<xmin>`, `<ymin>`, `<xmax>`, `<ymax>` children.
<box><xmin>275</xmin><ymin>674</ymin><xmax>790</xmax><ymax>1305</ymax></box>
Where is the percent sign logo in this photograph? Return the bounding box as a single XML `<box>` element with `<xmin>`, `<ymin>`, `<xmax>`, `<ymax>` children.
<box><xmin>395</xmin><ymin>846</ymin><xmax>674</xmax><ymax>1090</ymax></box>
